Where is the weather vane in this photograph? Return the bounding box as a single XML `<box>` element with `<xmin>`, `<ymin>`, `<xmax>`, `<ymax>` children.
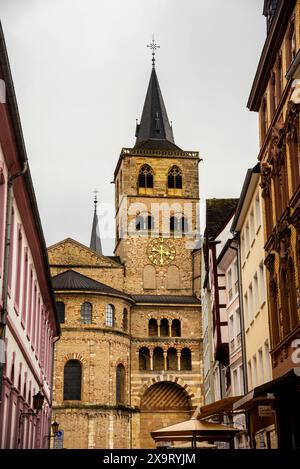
<box><xmin>93</xmin><ymin>189</ymin><xmax>99</xmax><ymax>211</ymax></box>
<box><xmin>147</xmin><ymin>35</ymin><xmax>160</xmax><ymax>69</ymax></box>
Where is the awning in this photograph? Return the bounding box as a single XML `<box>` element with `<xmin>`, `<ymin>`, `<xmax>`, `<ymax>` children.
<box><xmin>233</xmin><ymin>391</ymin><xmax>275</xmax><ymax>412</ymax></box>
<box><xmin>254</xmin><ymin>367</ymin><xmax>300</xmax><ymax>395</ymax></box>
<box><xmin>233</xmin><ymin>368</ymin><xmax>300</xmax><ymax>411</ymax></box>
<box><xmin>198</xmin><ymin>396</ymin><xmax>243</xmax><ymax>420</ymax></box>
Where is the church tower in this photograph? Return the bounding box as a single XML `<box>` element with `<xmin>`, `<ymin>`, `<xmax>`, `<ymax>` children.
<box><xmin>114</xmin><ymin>41</ymin><xmax>203</xmax><ymax>448</ymax></box>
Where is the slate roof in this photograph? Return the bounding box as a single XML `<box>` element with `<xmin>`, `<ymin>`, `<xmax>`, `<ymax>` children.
<box><xmin>134</xmin><ymin>138</ymin><xmax>182</xmax><ymax>152</ymax></box>
<box><xmin>132</xmin><ymin>295</ymin><xmax>200</xmax><ymax>305</ymax></box>
<box><xmin>52</xmin><ymin>269</ymin><xmax>133</xmax><ymax>301</ymax></box>
<box><xmin>135</xmin><ymin>68</ymin><xmax>176</xmax><ymax>147</ymax></box>
<box><xmin>206</xmin><ymin>198</ymin><xmax>239</xmax><ymax>240</ymax></box>
<box><xmin>90</xmin><ymin>207</ymin><xmax>102</xmax><ymax>255</ymax></box>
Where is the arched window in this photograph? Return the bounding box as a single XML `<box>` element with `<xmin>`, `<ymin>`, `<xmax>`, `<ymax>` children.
<box><xmin>280</xmin><ymin>265</ymin><xmax>291</xmax><ymax>337</ymax></box>
<box><xmin>116</xmin><ymin>364</ymin><xmax>125</xmax><ymax>404</ymax></box>
<box><xmin>153</xmin><ymin>347</ymin><xmax>164</xmax><ymax>371</ymax></box>
<box><xmin>167</xmin><ymin>348</ymin><xmax>177</xmax><ymax>371</ymax></box>
<box><xmin>179</xmin><ymin>216</ymin><xmax>188</xmax><ymax>233</ymax></box>
<box><xmin>81</xmin><ymin>302</ymin><xmax>92</xmax><ymax>324</ymax></box>
<box><xmin>63</xmin><ymin>360</ymin><xmax>82</xmax><ymax>400</ymax></box>
<box><xmin>170</xmin><ymin>216</ymin><xmax>177</xmax><ymax>232</ymax></box>
<box><xmin>123</xmin><ymin>308</ymin><xmax>128</xmax><ymax>331</ymax></box>
<box><xmin>149</xmin><ymin>318</ymin><xmax>158</xmax><ymax>336</ymax></box>
<box><xmin>288</xmin><ymin>116</ymin><xmax>300</xmax><ymax>194</ymax></box>
<box><xmin>275</xmin><ymin>54</ymin><xmax>282</xmax><ymax>107</ymax></box>
<box><xmin>56</xmin><ymin>301</ymin><xmax>65</xmax><ymax>324</ymax></box>
<box><xmin>168</xmin><ymin>166</ymin><xmax>182</xmax><ymax>189</ymax></box>
<box><xmin>139</xmin><ymin>347</ymin><xmax>150</xmax><ymax>370</ymax></box>
<box><xmin>171</xmin><ymin>319</ymin><xmax>181</xmax><ymax>337</ymax></box>
<box><xmin>135</xmin><ymin>215</ymin><xmax>145</xmax><ymax>231</ymax></box>
<box><xmin>138</xmin><ymin>164</ymin><xmax>153</xmax><ymax>189</ymax></box>
<box><xmin>181</xmin><ymin>348</ymin><xmax>192</xmax><ymax>371</ymax></box>
<box><xmin>146</xmin><ymin>215</ymin><xmax>154</xmax><ymax>230</ymax></box>
<box><xmin>288</xmin><ymin>258</ymin><xmax>298</xmax><ymax>331</ymax></box>
<box><xmin>160</xmin><ymin>319</ymin><xmax>169</xmax><ymax>337</ymax></box>
<box><xmin>260</xmin><ymin>97</ymin><xmax>267</xmax><ymax>143</ymax></box>
<box><xmin>270</xmin><ymin>71</ymin><xmax>276</xmax><ymax>117</ymax></box>
<box><xmin>105</xmin><ymin>304</ymin><xmax>115</xmax><ymax>327</ymax></box>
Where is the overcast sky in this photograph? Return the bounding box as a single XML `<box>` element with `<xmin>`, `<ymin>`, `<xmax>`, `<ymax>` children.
<box><xmin>1</xmin><ymin>0</ymin><xmax>266</xmax><ymax>255</ymax></box>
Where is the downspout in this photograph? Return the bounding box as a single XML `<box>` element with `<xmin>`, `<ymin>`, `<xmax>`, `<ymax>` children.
<box><xmin>229</xmin><ymin>237</ymin><xmax>248</xmax><ymax>393</ymax></box>
<box><xmin>0</xmin><ymin>160</ymin><xmax>28</xmax><ymax>399</ymax></box>
<box><xmin>229</xmin><ymin>236</ymin><xmax>250</xmax><ymax>447</ymax></box>
<box><xmin>47</xmin><ymin>335</ymin><xmax>60</xmax><ymax>449</ymax></box>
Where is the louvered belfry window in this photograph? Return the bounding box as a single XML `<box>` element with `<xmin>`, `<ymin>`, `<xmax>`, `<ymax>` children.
<box><xmin>168</xmin><ymin>166</ymin><xmax>182</xmax><ymax>189</ymax></box>
<box><xmin>63</xmin><ymin>360</ymin><xmax>82</xmax><ymax>400</ymax></box>
<box><xmin>138</xmin><ymin>164</ymin><xmax>153</xmax><ymax>188</ymax></box>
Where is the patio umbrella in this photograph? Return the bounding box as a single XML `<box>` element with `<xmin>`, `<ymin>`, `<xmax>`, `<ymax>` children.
<box><xmin>151</xmin><ymin>417</ymin><xmax>239</xmax><ymax>448</ymax></box>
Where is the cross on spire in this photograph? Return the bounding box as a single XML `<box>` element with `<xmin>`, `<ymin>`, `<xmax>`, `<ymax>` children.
<box><xmin>147</xmin><ymin>35</ymin><xmax>160</xmax><ymax>69</ymax></box>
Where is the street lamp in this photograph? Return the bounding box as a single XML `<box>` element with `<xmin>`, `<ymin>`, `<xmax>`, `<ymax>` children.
<box><xmin>18</xmin><ymin>391</ymin><xmax>45</xmax><ymax>448</ymax></box>
<box><xmin>51</xmin><ymin>421</ymin><xmax>59</xmax><ymax>436</ymax></box>
<box><xmin>32</xmin><ymin>391</ymin><xmax>44</xmax><ymax>411</ymax></box>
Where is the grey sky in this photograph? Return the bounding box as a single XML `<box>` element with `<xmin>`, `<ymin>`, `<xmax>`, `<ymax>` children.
<box><xmin>1</xmin><ymin>0</ymin><xmax>265</xmax><ymax>255</ymax></box>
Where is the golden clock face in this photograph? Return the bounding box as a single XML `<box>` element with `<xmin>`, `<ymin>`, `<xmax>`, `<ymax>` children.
<box><xmin>147</xmin><ymin>237</ymin><xmax>176</xmax><ymax>266</ymax></box>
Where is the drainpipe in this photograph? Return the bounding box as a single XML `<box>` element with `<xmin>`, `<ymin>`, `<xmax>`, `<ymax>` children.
<box><xmin>229</xmin><ymin>236</ymin><xmax>250</xmax><ymax>448</ymax></box>
<box><xmin>0</xmin><ymin>161</ymin><xmax>28</xmax><ymax>400</ymax></box>
<box><xmin>229</xmin><ymin>237</ymin><xmax>248</xmax><ymax>394</ymax></box>
<box><xmin>47</xmin><ymin>335</ymin><xmax>60</xmax><ymax>449</ymax></box>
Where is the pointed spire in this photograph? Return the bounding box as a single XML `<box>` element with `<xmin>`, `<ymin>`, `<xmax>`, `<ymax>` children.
<box><xmin>135</xmin><ymin>68</ymin><xmax>175</xmax><ymax>145</ymax></box>
<box><xmin>135</xmin><ymin>39</ymin><xmax>179</xmax><ymax>149</ymax></box>
<box><xmin>90</xmin><ymin>191</ymin><xmax>102</xmax><ymax>255</ymax></box>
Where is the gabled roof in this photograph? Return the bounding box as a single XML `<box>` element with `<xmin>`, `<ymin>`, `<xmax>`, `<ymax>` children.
<box><xmin>52</xmin><ymin>269</ymin><xmax>133</xmax><ymax>302</ymax></box>
<box><xmin>48</xmin><ymin>238</ymin><xmax>122</xmax><ymax>268</ymax></box>
<box><xmin>135</xmin><ymin>68</ymin><xmax>177</xmax><ymax>148</ymax></box>
<box><xmin>206</xmin><ymin>198</ymin><xmax>239</xmax><ymax>240</ymax></box>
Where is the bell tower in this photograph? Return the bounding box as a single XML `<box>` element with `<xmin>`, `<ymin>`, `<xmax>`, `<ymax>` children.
<box><xmin>114</xmin><ymin>44</ymin><xmax>200</xmax><ymax>295</ymax></box>
<box><xmin>113</xmin><ymin>41</ymin><xmax>203</xmax><ymax>448</ymax></box>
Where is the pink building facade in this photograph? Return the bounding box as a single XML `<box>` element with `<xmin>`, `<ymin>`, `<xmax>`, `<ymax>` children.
<box><xmin>0</xmin><ymin>24</ymin><xmax>60</xmax><ymax>448</ymax></box>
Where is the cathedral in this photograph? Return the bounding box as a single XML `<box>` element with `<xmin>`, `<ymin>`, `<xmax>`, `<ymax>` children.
<box><xmin>48</xmin><ymin>51</ymin><xmax>203</xmax><ymax>449</ymax></box>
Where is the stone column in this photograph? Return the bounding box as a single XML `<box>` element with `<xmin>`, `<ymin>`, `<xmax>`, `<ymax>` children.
<box><xmin>149</xmin><ymin>350</ymin><xmax>153</xmax><ymax>371</ymax></box>
<box><xmin>168</xmin><ymin>320</ymin><xmax>172</xmax><ymax>337</ymax></box>
<box><xmin>163</xmin><ymin>351</ymin><xmax>168</xmax><ymax>371</ymax></box>
<box><xmin>157</xmin><ymin>320</ymin><xmax>161</xmax><ymax>337</ymax></box>
<box><xmin>177</xmin><ymin>350</ymin><xmax>181</xmax><ymax>371</ymax></box>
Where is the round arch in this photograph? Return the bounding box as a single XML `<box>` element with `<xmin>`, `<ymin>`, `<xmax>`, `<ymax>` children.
<box><xmin>136</xmin><ymin>376</ymin><xmax>196</xmax><ymax>408</ymax></box>
<box><xmin>138</xmin><ymin>378</ymin><xmax>195</xmax><ymax>448</ymax></box>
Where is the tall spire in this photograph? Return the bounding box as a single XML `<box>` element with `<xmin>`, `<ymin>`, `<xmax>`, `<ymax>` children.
<box><xmin>135</xmin><ymin>38</ymin><xmax>179</xmax><ymax>150</ymax></box>
<box><xmin>90</xmin><ymin>191</ymin><xmax>102</xmax><ymax>255</ymax></box>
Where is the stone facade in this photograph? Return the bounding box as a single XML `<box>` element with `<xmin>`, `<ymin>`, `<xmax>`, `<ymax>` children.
<box><xmin>49</xmin><ymin>67</ymin><xmax>203</xmax><ymax>449</ymax></box>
